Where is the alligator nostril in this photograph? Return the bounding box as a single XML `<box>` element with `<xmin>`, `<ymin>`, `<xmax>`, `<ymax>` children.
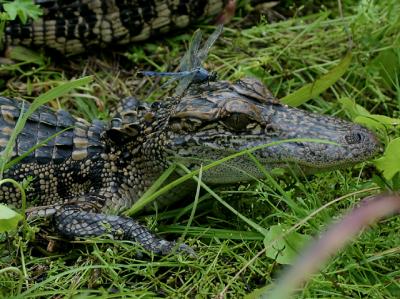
<box><xmin>345</xmin><ymin>132</ymin><xmax>364</xmax><ymax>144</ymax></box>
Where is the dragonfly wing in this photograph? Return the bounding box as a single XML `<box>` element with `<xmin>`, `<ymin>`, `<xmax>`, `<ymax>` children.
<box><xmin>174</xmin><ymin>72</ymin><xmax>196</xmax><ymax>97</ymax></box>
<box><xmin>196</xmin><ymin>24</ymin><xmax>223</xmax><ymax>64</ymax></box>
<box><xmin>189</xmin><ymin>29</ymin><xmax>203</xmax><ymax>69</ymax></box>
<box><xmin>161</xmin><ymin>76</ymin><xmax>180</xmax><ymax>89</ymax></box>
<box><xmin>179</xmin><ymin>29</ymin><xmax>203</xmax><ymax>72</ymax></box>
<box><xmin>161</xmin><ymin>71</ymin><xmax>191</xmax><ymax>88</ymax></box>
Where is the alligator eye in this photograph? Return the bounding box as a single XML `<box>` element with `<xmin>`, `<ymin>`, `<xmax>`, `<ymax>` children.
<box><xmin>223</xmin><ymin>113</ymin><xmax>254</xmax><ymax>131</ymax></box>
<box><xmin>345</xmin><ymin>132</ymin><xmax>364</xmax><ymax>144</ymax></box>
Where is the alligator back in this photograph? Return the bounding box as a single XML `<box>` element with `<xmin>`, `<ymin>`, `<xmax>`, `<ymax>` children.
<box><xmin>0</xmin><ymin>97</ymin><xmax>107</xmax><ymax>165</ymax></box>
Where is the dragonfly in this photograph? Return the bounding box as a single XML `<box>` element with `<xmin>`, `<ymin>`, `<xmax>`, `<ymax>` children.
<box><xmin>139</xmin><ymin>24</ymin><xmax>223</xmax><ymax>96</ymax></box>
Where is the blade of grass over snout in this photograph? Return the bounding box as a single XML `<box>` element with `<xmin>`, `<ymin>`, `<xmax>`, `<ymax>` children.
<box><xmin>124</xmin><ymin>138</ymin><xmax>338</xmax><ymax>216</ymax></box>
<box><xmin>281</xmin><ymin>52</ymin><xmax>352</xmax><ymax>107</ymax></box>
<box><xmin>0</xmin><ymin>76</ymin><xmax>93</xmax><ymax>177</ymax></box>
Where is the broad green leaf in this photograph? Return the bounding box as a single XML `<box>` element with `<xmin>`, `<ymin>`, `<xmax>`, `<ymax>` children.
<box><xmin>366</xmin><ymin>114</ymin><xmax>400</xmax><ymax>125</ymax></box>
<box><xmin>374</xmin><ymin>137</ymin><xmax>400</xmax><ymax>180</ymax></box>
<box><xmin>0</xmin><ymin>204</ymin><xmax>23</xmax><ymax>233</ymax></box>
<box><xmin>339</xmin><ymin>97</ymin><xmax>371</xmax><ymax>119</ymax></box>
<box><xmin>17</xmin><ymin>7</ymin><xmax>27</xmax><ymax>24</ymax></box>
<box><xmin>2</xmin><ymin>0</ymin><xmax>42</xmax><ymax>23</ymax></box>
<box><xmin>263</xmin><ymin>224</ymin><xmax>311</xmax><ymax>265</ymax></box>
<box><xmin>354</xmin><ymin>114</ymin><xmax>400</xmax><ymax>131</ymax></box>
<box><xmin>353</xmin><ymin>116</ymin><xmax>385</xmax><ymax>131</ymax></box>
<box><xmin>281</xmin><ymin>52</ymin><xmax>352</xmax><ymax>107</ymax></box>
<box><xmin>370</xmin><ymin>48</ymin><xmax>400</xmax><ymax>89</ymax></box>
<box><xmin>339</xmin><ymin>97</ymin><xmax>400</xmax><ymax>130</ymax></box>
<box><xmin>3</xmin><ymin>3</ymin><xmax>17</xmax><ymax>20</ymax></box>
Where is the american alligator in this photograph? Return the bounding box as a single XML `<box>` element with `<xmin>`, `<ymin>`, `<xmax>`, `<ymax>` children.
<box><xmin>0</xmin><ymin>78</ymin><xmax>379</xmax><ymax>254</ymax></box>
<box><xmin>3</xmin><ymin>0</ymin><xmax>227</xmax><ymax>54</ymax></box>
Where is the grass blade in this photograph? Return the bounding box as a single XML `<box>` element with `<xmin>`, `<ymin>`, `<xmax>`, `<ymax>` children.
<box><xmin>281</xmin><ymin>52</ymin><xmax>352</xmax><ymax>107</ymax></box>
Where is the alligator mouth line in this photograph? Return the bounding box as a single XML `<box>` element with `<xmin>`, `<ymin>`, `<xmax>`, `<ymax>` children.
<box><xmin>167</xmin><ymin>152</ymin><xmax>369</xmax><ymax>177</ymax></box>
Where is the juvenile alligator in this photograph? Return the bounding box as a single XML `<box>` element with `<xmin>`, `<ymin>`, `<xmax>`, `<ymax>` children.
<box><xmin>0</xmin><ymin>78</ymin><xmax>379</xmax><ymax>254</ymax></box>
<box><xmin>3</xmin><ymin>0</ymin><xmax>226</xmax><ymax>54</ymax></box>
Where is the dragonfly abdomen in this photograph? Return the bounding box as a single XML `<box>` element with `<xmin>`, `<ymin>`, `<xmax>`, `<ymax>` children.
<box><xmin>140</xmin><ymin>71</ymin><xmax>190</xmax><ymax>78</ymax></box>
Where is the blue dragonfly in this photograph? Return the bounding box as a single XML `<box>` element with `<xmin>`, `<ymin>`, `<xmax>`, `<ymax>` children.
<box><xmin>140</xmin><ymin>24</ymin><xmax>223</xmax><ymax>96</ymax></box>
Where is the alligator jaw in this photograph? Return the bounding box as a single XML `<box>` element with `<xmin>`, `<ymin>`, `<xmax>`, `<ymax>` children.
<box><xmin>162</xmin><ymin>78</ymin><xmax>380</xmax><ymax>184</ymax></box>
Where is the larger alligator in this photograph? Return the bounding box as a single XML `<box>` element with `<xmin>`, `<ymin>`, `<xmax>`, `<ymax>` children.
<box><xmin>3</xmin><ymin>0</ymin><xmax>227</xmax><ymax>54</ymax></box>
<box><xmin>0</xmin><ymin>78</ymin><xmax>379</xmax><ymax>254</ymax></box>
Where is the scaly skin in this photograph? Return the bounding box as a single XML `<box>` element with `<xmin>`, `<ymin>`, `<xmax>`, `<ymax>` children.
<box><xmin>0</xmin><ymin>78</ymin><xmax>379</xmax><ymax>254</ymax></box>
<box><xmin>168</xmin><ymin>79</ymin><xmax>380</xmax><ymax>182</ymax></box>
<box><xmin>3</xmin><ymin>0</ymin><xmax>226</xmax><ymax>54</ymax></box>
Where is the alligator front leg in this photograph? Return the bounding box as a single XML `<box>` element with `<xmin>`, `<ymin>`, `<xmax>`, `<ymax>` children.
<box><xmin>26</xmin><ymin>201</ymin><xmax>193</xmax><ymax>256</ymax></box>
<box><xmin>52</xmin><ymin>205</ymin><xmax>194</xmax><ymax>256</ymax></box>
<box><xmin>53</xmin><ymin>206</ymin><xmax>195</xmax><ymax>256</ymax></box>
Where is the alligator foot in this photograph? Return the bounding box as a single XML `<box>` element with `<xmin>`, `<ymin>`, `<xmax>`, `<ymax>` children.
<box><xmin>53</xmin><ymin>205</ymin><xmax>195</xmax><ymax>256</ymax></box>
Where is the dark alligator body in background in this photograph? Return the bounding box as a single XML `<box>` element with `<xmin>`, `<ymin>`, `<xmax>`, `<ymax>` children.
<box><xmin>3</xmin><ymin>0</ymin><xmax>227</xmax><ymax>54</ymax></box>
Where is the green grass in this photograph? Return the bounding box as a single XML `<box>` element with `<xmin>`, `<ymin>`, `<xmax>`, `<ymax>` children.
<box><xmin>1</xmin><ymin>0</ymin><xmax>400</xmax><ymax>298</ymax></box>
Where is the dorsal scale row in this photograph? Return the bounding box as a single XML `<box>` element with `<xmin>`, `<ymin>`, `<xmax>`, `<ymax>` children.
<box><xmin>0</xmin><ymin>97</ymin><xmax>106</xmax><ymax>164</ymax></box>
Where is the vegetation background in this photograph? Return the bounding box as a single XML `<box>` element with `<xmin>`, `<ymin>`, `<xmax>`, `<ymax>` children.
<box><xmin>0</xmin><ymin>0</ymin><xmax>399</xmax><ymax>298</ymax></box>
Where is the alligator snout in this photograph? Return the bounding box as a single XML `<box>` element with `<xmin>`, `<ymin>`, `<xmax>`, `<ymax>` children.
<box><xmin>165</xmin><ymin>78</ymin><xmax>381</xmax><ymax>180</ymax></box>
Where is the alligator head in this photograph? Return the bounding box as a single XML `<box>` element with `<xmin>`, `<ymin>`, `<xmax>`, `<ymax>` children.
<box><xmin>158</xmin><ymin>78</ymin><xmax>379</xmax><ymax>184</ymax></box>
